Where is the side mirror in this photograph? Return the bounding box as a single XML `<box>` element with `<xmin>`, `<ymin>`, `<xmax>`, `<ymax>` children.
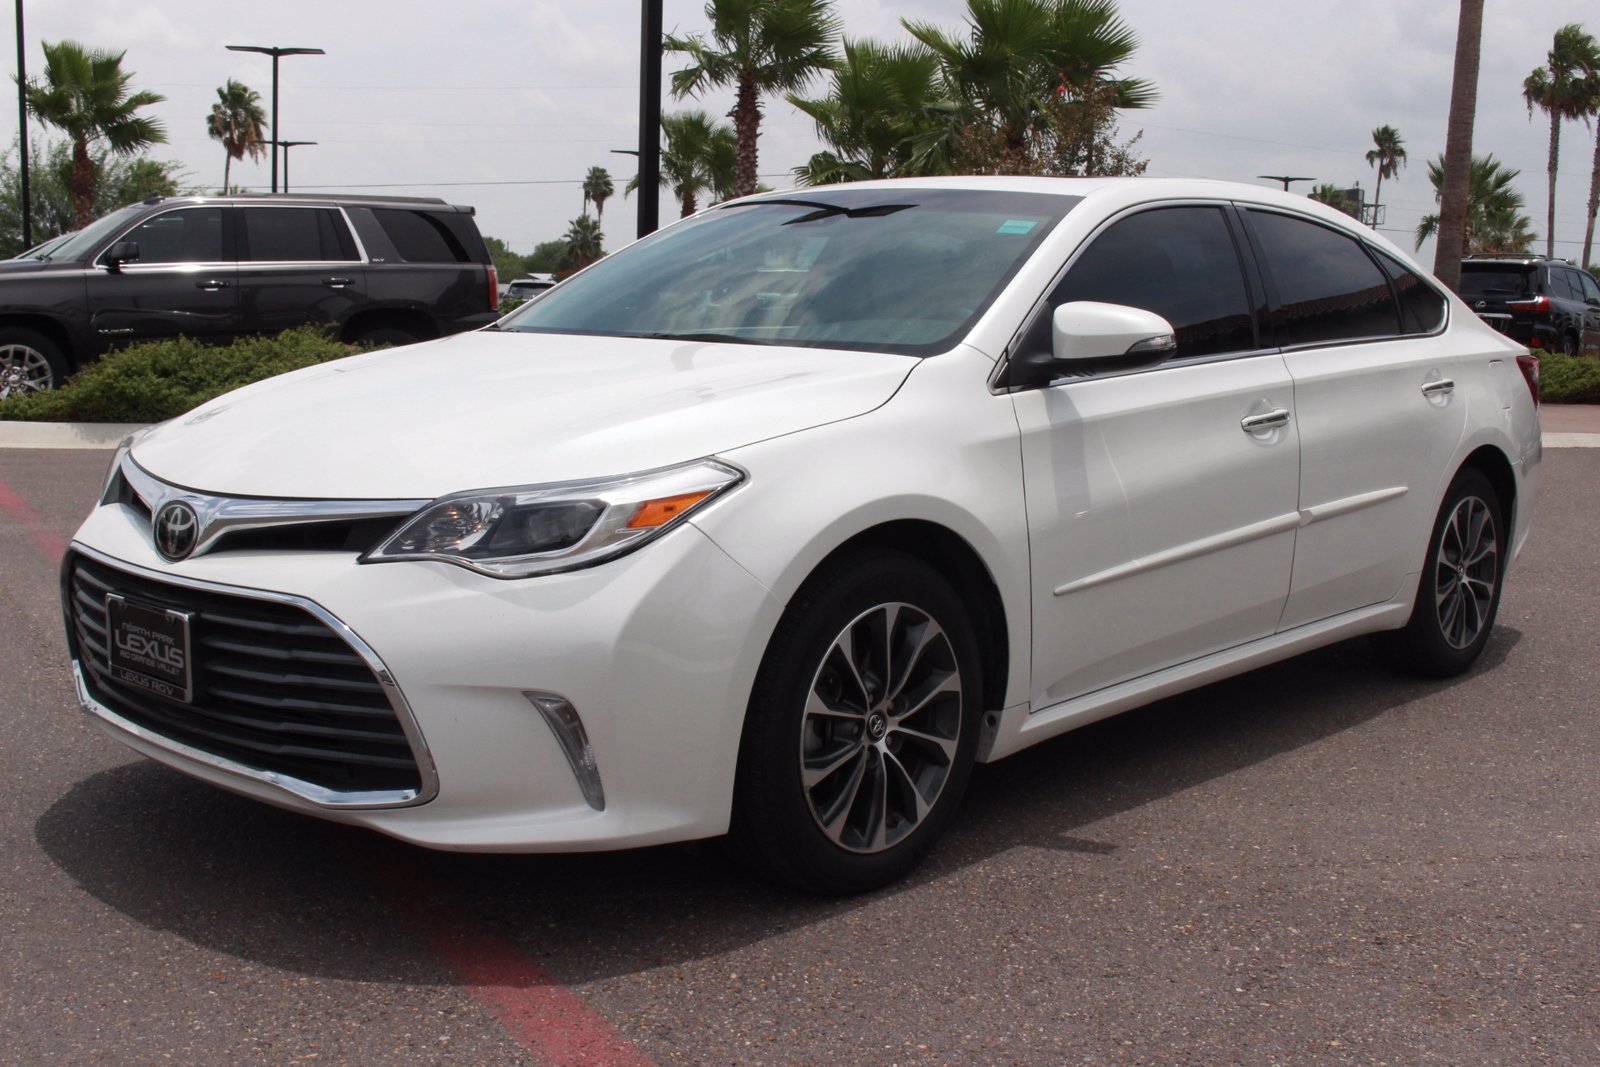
<box><xmin>103</xmin><ymin>241</ymin><xmax>140</xmax><ymax>272</ymax></box>
<box><xmin>1051</xmin><ymin>301</ymin><xmax>1176</xmax><ymax>362</ymax></box>
<box><xmin>1000</xmin><ymin>302</ymin><xmax>1177</xmax><ymax>389</ymax></box>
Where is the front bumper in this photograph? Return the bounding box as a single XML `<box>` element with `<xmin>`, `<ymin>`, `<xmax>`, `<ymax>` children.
<box><xmin>66</xmin><ymin>498</ymin><xmax>777</xmax><ymax>851</ymax></box>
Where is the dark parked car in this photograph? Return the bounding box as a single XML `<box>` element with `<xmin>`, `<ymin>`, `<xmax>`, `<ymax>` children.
<box><xmin>0</xmin><ymin>194</ymin><xmax>500</xmax><ymax>398</ymax></box>
<box><xmin>1459</xmin><ymin>254</ymin><xmax>1600</xmax><ymax>357</ymax></box>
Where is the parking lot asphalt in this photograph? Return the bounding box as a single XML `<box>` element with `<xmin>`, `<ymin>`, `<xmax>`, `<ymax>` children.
<box><xmin>1</xmin><ymin>443</ymin><xmax>1596</xmax><ymax>1066</ymax></box>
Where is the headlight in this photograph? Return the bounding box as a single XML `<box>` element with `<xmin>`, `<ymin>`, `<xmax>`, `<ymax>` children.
<box><xmin>362</xmin><ymin>459</ymin><xmax>744</xmax><ymax>578</ymax></box>
<box><xmin>100</xmin><ymin>427</ymin><xmax>154</xmax><ymax>501</ymax></box>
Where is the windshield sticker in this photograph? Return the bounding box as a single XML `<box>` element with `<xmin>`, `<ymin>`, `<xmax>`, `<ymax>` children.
<box><xmin>996</xmin><ymin>220</ymin><xmax>1037</xmax><ymax>235</ymax></box>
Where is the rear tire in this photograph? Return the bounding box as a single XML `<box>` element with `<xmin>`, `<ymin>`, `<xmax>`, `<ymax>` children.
<box><xmin>1374</xmin><ymin>468</ymin><xmax>1505</xmax><ymax>677</ymax></box>
<box><xmin>0</xmin><ymin>328</ymin><xmax>68</xmax><ymax>399</ymax></box>
<box><xmin>731</xmin><ymin>551</ymin><xmax>982</xmax><ymax>895</ymax></box>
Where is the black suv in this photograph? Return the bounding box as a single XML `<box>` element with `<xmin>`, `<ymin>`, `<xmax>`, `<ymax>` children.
<box><xmin>0</xmin><ymin>194</ymin><xmax>500</xmax><ymax>397</ymax></box>
<box><xmin>1460</xmin><ymin>253</ymin><xmax>1600</xmax><ymax>357</ymax></box>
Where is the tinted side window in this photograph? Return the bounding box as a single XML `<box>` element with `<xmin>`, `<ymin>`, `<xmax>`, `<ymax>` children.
<box><xmin>372</xmin><ymin>209</ymin><xmax>470</xmax><ymax>263</ymax></box>
<box><xmin>1248</xmin><ymin>210</ymin><xmax>1399</xmax><ymax>345</ymax></box>
<box><xmin>1580</xmin><ymin>271</ymin><xmax>1600</xmax><ymax>305</ymax></box>
<box><xmin>1048</xmin><ymin>206</ymin><xmax>1256</xmax><ymax>358</ymax></box>
<box><xmin>120</xmin><ymin>208</ymin><xmax>226</xmax><ymax>264</ymax></box>
<box><xmin>1375</xmin><ymin>251</ymin><xmax>1446</xmax><ymax>334</ymax></box>
<box><xmin>1547</xmin><ymin>268</ymin><xmax>1574</xmax><ymax>300</ymax></box>
<box><xmin>241</xmin><ymin>208</ymin><xmax>357</xmax><ymax>262</ymax></box>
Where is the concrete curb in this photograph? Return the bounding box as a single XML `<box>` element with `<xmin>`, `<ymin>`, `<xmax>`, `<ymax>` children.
<box><xmin>0</xmin><ymin>422</ymin><xmax>147</xmax><ymax>449</ymax></box>
<box><xmin>3</xmin><ymin>421</ymin><xmax>1599</xmax><ymax>450</ymax></box>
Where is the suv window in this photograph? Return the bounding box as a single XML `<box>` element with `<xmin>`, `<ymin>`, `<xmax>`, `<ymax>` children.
<box><xmin>241</xmin><ymin>207</ymin><xmax>358</xmax><ymax>262</ymax></box>
<box><xmin>1247</xmin><ymin>210</ymin><xmax>1398</xmax><ymax>345</ymax></box>
<box><xmin>1460</xmin><ymin>265</ymin><xmax>1534</xmax><ymax>299</ymax></box>
<box><xmin>1374</xmin><ymin>251</ymin><xmax>1447</xmax><ymax>334</ymax></box>
<box><xmin>372</xmin><ymin>208</ymin><xmax>472</xmax><ymax>263</ymax></box>
<box><xmin>1579</xmin><ymin>271</ymin><xmax>1600</xmax><ymax>305</ymax></box>
<box><xmin>1548</xmin><ymin>268</ymin><xmax>1575</xmax><ymax>300</ymax></box>
<box><xmin>120</xmin><ymin>207</ymin><xmax>226</xmax><ymax>265</ymax></box>
<box><xmin>1043</xmin><ymin>206</ymin><xmax>1256</xmax><ymax>358</ymax></box>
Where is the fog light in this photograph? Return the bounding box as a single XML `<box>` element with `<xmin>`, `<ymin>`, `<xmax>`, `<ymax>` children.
<box><xmin>524</xmin><ymin>691</ymin><xmax>605</xmax><ymax>811</ymax></box>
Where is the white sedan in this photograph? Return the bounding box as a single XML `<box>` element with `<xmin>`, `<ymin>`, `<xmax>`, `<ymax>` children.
<box><xmin>65</xmin><ymin>178</ymin><xmax>1541</xmax><ymax>893</ymax></box>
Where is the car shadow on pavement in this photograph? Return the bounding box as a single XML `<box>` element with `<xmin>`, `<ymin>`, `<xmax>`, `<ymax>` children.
<box><xmin>34</xmin><ymin>628</ymin><xmax>1519</xmax><ymax>988</ymax></box>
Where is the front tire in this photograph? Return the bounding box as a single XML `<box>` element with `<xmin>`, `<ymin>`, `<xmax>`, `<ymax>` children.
<box><xmin>0</xmin><ymin>329</ymin><xmax>68</xmax><ymax>399</ymax></box>
<box><xmin>1376</xmin><ymin>468</ymin><xmax>1505</xmax><ymax>677</ymax></box>
<box><xmin>731</xmin><ymin>551</ymin><xmax>982</xmax><ymax>895</ymax></box>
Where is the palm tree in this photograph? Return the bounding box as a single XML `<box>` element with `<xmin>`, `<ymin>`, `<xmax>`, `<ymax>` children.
<box><xmin>1414</xmin><ymin>154</ymin><xmax>1534</xmax><ymax>254</ymax></box>
<box><xmin>564</xmin><ymin>214</ymin><xmax>604</xmax><ymax>270</ymax></box>
<box><xmin>22</xmin><ymin>40</ymin><xmax>167</xmax><ymax>228</ymax></box>
<box><xmin>582</xmin><ymin>166</ymin><xmax>615</xmax><ymax>221</ymax></box>
<box><xmin>206</xmin><ymin>80</ymin><xmax>267</xmax><ymax>194</ymax></box>
<box><xmin>1433</xmin><ymin>0</ymin><xmax>1483</xmax><ymax>291</ymax></box>
<box><xmin>789</xmin><ymin>38</ymin><xmax>948</xmax><ymax>183</ymax></box>
<box><xmin>1365</xmin><ymin>125</ymin><xmax>1406</xmax><ymax>227</ymax></box>
<box><xmin>904</xmin><ymin>0</ymin><xmax>1156</xmax><ymax>175</ymax></box>
<box><xmin>665</xmin><ymin>0</ymin><xmax>840</xmax><ymax>198</ymax></box>
<box><xmin>1523</xmin><ymin>24</ymin><xmax>1600</xmax><ymax>257</ymax></box>
<box><xmin>1576</xmin><ymin>61</ymin><xmax>1600</xmax><ymax>268</ymax></box>
<box><xmin>628</xmin><ymin>111</ymin><xmax>739</xmax><ymax>218</ymax></box>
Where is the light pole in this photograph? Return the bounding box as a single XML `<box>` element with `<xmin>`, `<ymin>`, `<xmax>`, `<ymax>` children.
<box><xmin>15</xmin><ymin>0</ymin><xmax>30</xmax><ymax>248</ymax></box>
<box><xmin>225</xmin><ymin>44</ymin><xmax>324</xmax><ymax>193</ymax></box>
<box><xmin>636</xmin><ymin>0</ymin><xmax>662</xmax><ymax>239</ymax></box>
<box><xmin>276</xmin><ymin>141</ymin><xmax>316</xmax><ymax>193</ymax></box>
<box><xmin>1258</xmin><ymin>174</ymin><xmax>1316</xmax><ymax>192</ymax></box>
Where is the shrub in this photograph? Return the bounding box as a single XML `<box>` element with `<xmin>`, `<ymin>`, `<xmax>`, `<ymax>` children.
<box><xmin>1540</xmin><ymin>350</ymin><xmax>1600</xmax><ymax>404</ymax></box>
<box><xmin>0</xmin><ymin>327</ymin><xmax>363</xmax><ymax>423</ymax></box>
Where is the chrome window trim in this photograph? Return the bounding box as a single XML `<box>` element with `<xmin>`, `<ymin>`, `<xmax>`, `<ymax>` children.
<box><xmin>117</xmin><ymin>454</ymin><xmax>427</xmax><ymax>561</ymax></box>
<box><xmin>66</xmin><ymin>541</ymin><xmax>440</xmax><ymax>810</ymax></box>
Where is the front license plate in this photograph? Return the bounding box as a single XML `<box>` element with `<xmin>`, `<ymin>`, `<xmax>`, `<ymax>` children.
<box><xmin>106</xmin><ymin>594</ymin><xmax>194</xmax><ymax>703</ymax></box>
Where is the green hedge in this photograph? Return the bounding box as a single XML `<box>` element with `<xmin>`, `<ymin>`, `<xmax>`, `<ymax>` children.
<box><xmin>0</xmin><ymin>327</ymin><xmax>363</xmax><ymax>423</ymax></box>
<box><xmin>1540</xmin><ymin>351</ymin><xmax>1600</xmax><ymax>404</ymax></box>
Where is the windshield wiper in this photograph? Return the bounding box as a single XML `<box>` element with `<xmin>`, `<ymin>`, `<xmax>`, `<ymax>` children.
<box><xmin>726</xmin><ymin>198</ymin><xmax>917</xmax><ymax>225</ymax></box>
<box><xmin>644</xmin><ymin>331</ymin><xmax>772</xmax><ymax>345</ymax></box>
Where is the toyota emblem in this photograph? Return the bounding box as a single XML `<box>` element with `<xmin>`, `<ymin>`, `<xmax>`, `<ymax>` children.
<box><xmin>154</xmin><ymin>501</ymin><xmax>201</xmax><ymax>561</ymax></box>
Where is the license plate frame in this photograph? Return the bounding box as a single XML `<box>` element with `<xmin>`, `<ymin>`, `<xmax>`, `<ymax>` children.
<box><xmin>106</xmin><ymin>594</ymin><xmax>194</xmax><ymax>703</ymax></box>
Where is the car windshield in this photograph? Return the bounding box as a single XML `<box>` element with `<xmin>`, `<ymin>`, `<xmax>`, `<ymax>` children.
<box><xmin>499</xmin><ymin>188</ymin><xmax>1077</xmax><ymax>355</ymax></box>
<box><xmin>1459</xmin><ymin>265</ymin><xmax>1535</xmax><ymax>298</ymax></box>
<box><xmin>46</xmin><ymin>205</ymin><xmax>146</xmax><ymax>262</ymax></box>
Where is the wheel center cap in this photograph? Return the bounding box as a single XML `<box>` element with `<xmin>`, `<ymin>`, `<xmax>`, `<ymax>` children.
<box><xmin>866</xmin><ymin>712</ymin><xmax>888</xmax><ymax>742</ymax></box>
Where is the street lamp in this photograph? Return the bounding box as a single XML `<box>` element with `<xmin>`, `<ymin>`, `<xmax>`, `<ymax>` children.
<box><xmin>226</xmin><ymin>44</ymin><xmax>324</xmax><ymax>194</ymax></box>
<box><xmin>635</xmin><ymin>0</ymin><xmax>662</xmax><ymax>239</ymax></box>
<box><xmin>1258</xmin><ymin>174</ymin><xmax>1316</xmax><ymax>192</ymax></box>
<box><xmin>276</xmin><ymin>141</ymin><xmax>316</xmax><ymax>193</ymax></box>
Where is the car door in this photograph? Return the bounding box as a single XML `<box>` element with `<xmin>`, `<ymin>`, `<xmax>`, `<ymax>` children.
<box><xmin>235</xmin><ymin>206</ymin><xmax>366</xmax><ymax>336</ymax></box>
<box><xmin>1011</xmin><ymin>204</ymin><xmax>1301</xmax><ymax>706</ymax></box>
<box><xmin>1240</xmin><ymin>208</ymin><xmax>1466</xmax><ymax>630</ymax></box>
<box><xmin>86</xmin><ymin>206</ymin><xmax>238</xmax><ymax>347</ymax></box>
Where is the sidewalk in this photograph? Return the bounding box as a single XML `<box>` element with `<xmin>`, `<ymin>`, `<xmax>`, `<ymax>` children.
<box><xmin>2</xmin><ymin>408</ymin><xmax>1598</xmax><ymax>449</ymax></box>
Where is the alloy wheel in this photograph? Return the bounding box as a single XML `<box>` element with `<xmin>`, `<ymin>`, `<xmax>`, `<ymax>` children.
<box><xmin>1434</xmin><ymin>495</ymin><xmax>1499</xmax><ymax>650</ymax></box>
<box><xmin>0</xmin><ymin>343</ymin><xmax>54</xmax><ymax>399</ymax></box>
<box><xmin>800</xmin><ymin>601</ymin><xmax>963</xmax><ymax>854</ymax></box>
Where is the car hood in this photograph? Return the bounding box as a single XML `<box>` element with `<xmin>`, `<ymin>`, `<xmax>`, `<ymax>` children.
<box><xmin>131</xmin><ymin>330</ymin><xmax>917</xmax><ymax>499</ymax></box>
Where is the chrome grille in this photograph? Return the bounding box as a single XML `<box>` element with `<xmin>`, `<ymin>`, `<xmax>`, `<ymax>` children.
<box><xmin>66</xmin><ymin>552</ymin><xmax>422</xmax><ymax>796</ymax></box>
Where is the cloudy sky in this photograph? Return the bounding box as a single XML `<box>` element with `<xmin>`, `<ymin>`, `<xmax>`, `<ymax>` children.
<box><xmin>5</xmin><ymin>0</ymin><xmax>1600</xmax><ymax>268</ymax></box>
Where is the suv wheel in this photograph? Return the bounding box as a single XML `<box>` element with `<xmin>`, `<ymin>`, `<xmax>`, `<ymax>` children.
<box><xmin>0</xmin><ymin>329</ymin><xmax>68</xmax><ymax>399</ymax></box>
<box><xmin>352</xmin><ymin>326</ymin><xmax>422</xmax><ymax>348</ymax></box>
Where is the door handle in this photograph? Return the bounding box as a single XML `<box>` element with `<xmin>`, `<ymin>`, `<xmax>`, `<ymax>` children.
<box><xmin>195</xmin><ymin>279</ymin><xmax>230</xmax><ymax>291</ymax></box>
<box><xmin>1240</xmin><ymin>408</ymin><xmax>1291</xmax><ymax>433</ymax></box>
<box><xmin>323</xmin><ymin>277</ymin><xmax>352</xmax><ymax>288</ymax></box>
<box><xmin>1421</xmin><ymin>378</ymin><xmax>1455</xmax><ymax>397</ymax></box>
